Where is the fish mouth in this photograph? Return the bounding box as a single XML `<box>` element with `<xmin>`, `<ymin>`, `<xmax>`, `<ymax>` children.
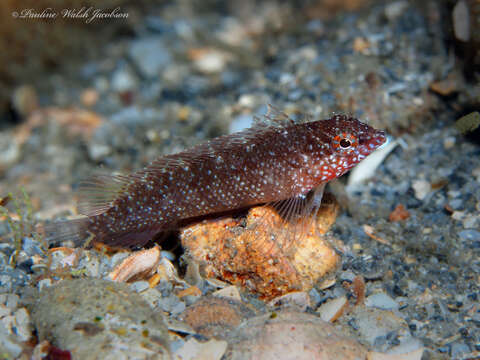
<box><xmin>373</xmin><ymin>130</ymin><xmax>387</xmax><ymax>147</ymax></box>
<box><xmin>357</xmin><ymin>129</ymin><xmax>387</xmax><ymax>156</ymax></box>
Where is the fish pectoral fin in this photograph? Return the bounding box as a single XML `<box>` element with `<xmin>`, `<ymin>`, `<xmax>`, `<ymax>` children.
<box><xmin>247</xmin><ymin>183</ymin><xmax>327</xmax><ymax>253</ymax></box>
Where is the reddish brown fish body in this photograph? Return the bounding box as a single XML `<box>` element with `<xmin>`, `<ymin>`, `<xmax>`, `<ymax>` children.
<box><xmin>54</xmin><ymin>114</ymin><xmax>385</xmax><ymax>247</ymax></box>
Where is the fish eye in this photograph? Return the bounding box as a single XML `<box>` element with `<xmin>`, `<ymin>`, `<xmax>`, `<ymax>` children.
<box><xmin>339</xmin><ymin>138</ymin><xmax>351</xmax><ymax>149</ymax></box>
<box><xmin>332</xmin><ymin>133</ymin><xmax>357</xmax><ymax>152</ymax></box>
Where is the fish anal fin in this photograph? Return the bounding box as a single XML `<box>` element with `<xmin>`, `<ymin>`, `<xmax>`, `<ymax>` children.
<box><xmin>77</xmin><ymin>174</ymin><xmax>131</xmax><ymax>216</ymax></box>
<box><xmin>95</xmin><ymin>229</ymin><xmax>159</xmax><ymax>249</ymax></box>
<box><xmin>39</xmin><ymin>217</ymin><xmax>161</xmax><ymax>250</ymax></box>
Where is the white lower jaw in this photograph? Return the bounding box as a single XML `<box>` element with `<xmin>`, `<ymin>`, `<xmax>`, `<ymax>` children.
<box><xmin>347</xmin><ymin>138</ymin><xmax>398</xmax><ymax>190</ymax></box>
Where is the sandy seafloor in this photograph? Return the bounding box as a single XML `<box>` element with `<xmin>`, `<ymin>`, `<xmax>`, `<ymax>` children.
<box><xmin>0</xmin><ymin>0</ymin><xmax>479</xmax><ymax>359</ymax></box>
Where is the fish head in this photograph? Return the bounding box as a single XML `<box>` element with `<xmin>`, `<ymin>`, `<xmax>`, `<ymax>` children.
<box><xmin>309</xmin><ymin>115</ymin><xmax>386</xmax><ymax>180</ymax></box>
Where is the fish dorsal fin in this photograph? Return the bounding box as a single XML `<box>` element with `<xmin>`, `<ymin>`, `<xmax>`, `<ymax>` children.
<box><xmin>265</xmin><ymin>104</ymin><xmax>296</xmax><ymax>126</ymax></box>
<box><xmin>133</xmin><ymin>122</ymin><xmax>275</xmax><ymax>181</ymax></box>
<box><xmin>253</xmin><ymin>104</ymin><xmax>315</xmax><ymax>128</ymax></box>
<box><xmin>253</xmin><ymin>104</ymin><xmax>296</xmax><ymax>128</ymax></box>
<box><xmin>135</xmin><ymin>156</ymin><xmax>192</xmax><ymax>175</ymax></box>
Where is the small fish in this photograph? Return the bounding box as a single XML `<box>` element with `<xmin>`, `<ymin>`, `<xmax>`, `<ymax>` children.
<box><xmin>44</xmin><ymin>107</ymin><xmax>386</xmax><ymax>248</ymax></box>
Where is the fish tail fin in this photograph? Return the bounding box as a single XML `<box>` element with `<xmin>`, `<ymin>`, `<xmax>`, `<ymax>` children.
<box><xmin>37</xmin><ymin>217</ymin><xmax>92</xmax><ymax>248</ymax></box>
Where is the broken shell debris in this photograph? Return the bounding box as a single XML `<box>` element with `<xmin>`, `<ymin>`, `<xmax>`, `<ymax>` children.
<box><xmin>181</xmin><ymin>199</ymin><xmax>340</xmax><ymax>300</ymax></box>
<box><xmin>108</xmin><ymin>245</ymin><xmax>162</xmax><ymax>282</ymax></box>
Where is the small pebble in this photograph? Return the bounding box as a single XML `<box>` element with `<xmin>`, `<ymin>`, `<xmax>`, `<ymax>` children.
<box><xmin>13</xmin><ymin>308</ymin><xmax>32</xmax><ymax>342</ymax></box>
<box><xmin>0</xmin><ymin>133</ymin><xmax>20</xmax><ymax>168</ymax></box>
<box><xmin>158</xmin><ymin>294</ymin><xmax>183</xmax><ymax>313</ymax></box>
<box><xmin>340</xmin><ymin>271</ymin><xmax>358</xmax><ymax>282</ymax></box>
<box><xmin>384</xmin><ymin>1</ymin><xmax>409</xmax><ymax>20</ymax></box>
<box><xmin>447</xmin><ymin>190</ymin><xmax>462</xmax><ymax>198</ymax></box>
<box><xmin>472</xmin><ymin>166</ymin><xmax>480</xmax><ymax>182</ymax></box>
<box><xmin>238</xmin><ymin>94</ymin><xmax>256</xmax><ymax>108</ymax></box>
<box><xmin>0</xmin><ymin>304</ymin><xmax>11</xmax><ymax>317</ymax></box>
<box><xmin>365</xmin><ymin>293</ymin><xmax>399</xmax><ymax>311</ymax></box>
<box><xmin>109</xmin><ymin>246</ymin><xmax>161</xmax><ymax>282</ymax></box>
<box><xmin>161</xmin><ymin>250</ymin><xmax>175</xmax><ymax>261</ymax></box>
<box><xmin>412</xmin><ymin>180</ymin><xmax>431</xmax><ymax>201</ymax></box>
<box><xmin>318</xmin><ymin>296</ymin><xmax>348</xmax><ymax>322</ymax></box>
<box><xmin>451</xmin><ymin>210</ymin><xmax>465</xmax><ymax>221</ymax></box>
<box><xmin>451</xmin><ymin>342</ymin><xmax>471</xmax><ymax>357</ymax></box>
<box><xmin>0</xmin><ymin>243</ymin><xmax>14</xmax><ymax>256</ymax></box>
<box><xmin>94</xmin><ymin>76</ymin><xmax>109</xmax><ymax>93</ymax></box>
<box><xmin>109</xmin><ymin>251</ymin><xmax>131</xmax><ymax>268</ymax></box>
<box><xmin>306</xmin><ymin>19</ymin><xmax>325</xmax><ymax>35</ymax></box>
<box><xmin>128</xmin><ymin>37</ymin><xmax>172</xmax><ymax>78</ymax></box>
<box><xmin>79</xmin><ymin>252</ymin><xmax>101</xmax><ymax>277</ymax></box>
<box><xmin>111</xmin><ymin>64</ymin><xmax>138</xmax><ymax>92</ymax></box>
<box><xmin>342</xmin><ymin>306</ymin><xmax>410</xmax><ymax>347</ymax></box>
<box><xmin>130</xmin><ymin>280</ymin><xmax>150</xmax><ymax>293</ymax></box>
<box><xmin>80</xmin><ymin>88</ymin><xmax>99</xmax><ymax>107</ymax></box>
<box><xmin>12</xmin><ymin>84</ymin><xmax>38</xmax><ymax>118</ymax></box>
<box><xmin>213</xmin><ymin>285</ymin><xmax>242</xmax><ymax>301</ymax></box>
<box><xmin>174</xmin><ymin>338</ymin><xmax>227</xmax><ymax>360</ymax></box>
<box><xmin>458</xmin><ymin>229</ymin><xmax>480</xmax><ymax>241</ymax></box>
<box><xmin>21</xmin><ymin>237</ymin><xmax>44</xmax><ymax>257</ymax></box>
<box><xmin>386</xmin><ymin>338</ymin><xmax>424</xmax><ymax>355</ymax></box>
<box><xmin>463</xmin><ymin>214</ymin><xmax>480</xmax><ymax>229</ymax></box>
<box><xmin>171</xmin><ymin>301</ymin><xmax>186</xmax><ymax>316</ymax></box>
<box><xmin>453</xmin><ymin>0</ymin><xmax>470</xmax><ymax>42</ymax></box>
<box><xmin>0</xmin><ymin>325</ymin><xmax>23</xmax><ymax>358</ymax></box>
<box><xmin>38</xmin><ymin>278</ymin><xmax>52</xmax><ymax>291</ymax></box>
<box><xmin>0</xmin><ymin>294</ymin><xmax>19</xmax><ymax>309</ymax></box>
<box><xmin>0</xmin><ymin>271</ymin><xmax>29</xmax><ymax>293</ymax></box>
<box><xmin>269</xmin><ymin>292</ymin><xmax>311</xmax><ymax>311</ymax></box>
<box><xmin>88</xmin><ymin>143</ymin><xmax>112</xmax><ymax>161</ymax></box>
<box><xmin>443</xmin><ymin>136</ymin><xmax>456</xmax><ymax>149</ymax></box>
<box><xmin>139</xmin><ymin>288</ymin><xmax>163</xmax><ymax>308</ymax></box>
<box><xmin>448</xmin><ymin>199</ymin><xmax>463</xmax><ymax>210</ymax></box>
<box><xmin>193</xmin><ymin>50</ymin><xmax>228</xmax><ymax>74</ymax></box>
